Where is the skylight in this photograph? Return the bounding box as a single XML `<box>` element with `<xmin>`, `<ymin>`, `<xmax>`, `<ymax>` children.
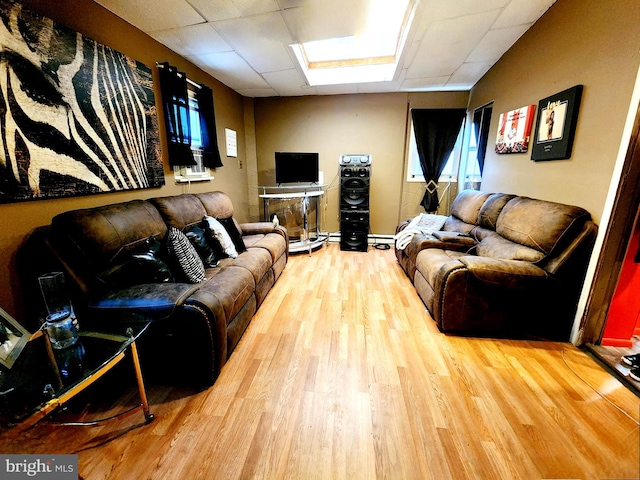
<box><xmin>290</xmin><ymin>0</ymin><xmax>415</xmax><ymax>87</ymax></box>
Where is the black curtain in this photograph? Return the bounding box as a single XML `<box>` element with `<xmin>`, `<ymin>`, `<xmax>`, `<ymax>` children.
<box><xmin>196</xmin><ymin>85</ymin><xmax>223</xmax><ymax>168</ymax></box>
<box><xmin>411</xmin><ymin>108</ymin><xmax>466</xmax><ymax>212</ymax></box>
<box><xmin>158</xmin><ymin>62</ymin><xmax>195</xmax><ymax>166</ymax></box>
<box><xmin>473</xmin><ymin>105</ymin><xmax>492</xmax><ymax>174</ymax></box>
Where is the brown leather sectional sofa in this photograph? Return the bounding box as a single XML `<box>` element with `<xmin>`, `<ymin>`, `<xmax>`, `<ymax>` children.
<box><xmin>395</xmin><ymin>190</ymin><xmax>598</xmax><ymax>340</ymax></box>
<box><xmin>33</xmin><ymin>191</ymin><xmax>288</xmax><ymax>386</ymax></box>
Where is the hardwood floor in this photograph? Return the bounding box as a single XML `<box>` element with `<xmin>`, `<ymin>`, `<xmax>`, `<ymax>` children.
<box><xmin>1</xmin><ymin>244</ymin><xmax>639</xmax><ymax>479</ymax></box>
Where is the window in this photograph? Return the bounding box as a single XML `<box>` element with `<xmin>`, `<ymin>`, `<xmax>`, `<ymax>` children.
<box><xmin>461</xmin><ymin>103</ymin><xmax>492</xmax><ymax>190</ymax></box>
<box><xmin>406</xmin><ymin>122</ymin><xmax>464</xmax><ymax>183</ymax></box>
<box><xmin>173</xmin><ymin>89</ymin><xmax>213</xmax><ymax>183</ymax></box>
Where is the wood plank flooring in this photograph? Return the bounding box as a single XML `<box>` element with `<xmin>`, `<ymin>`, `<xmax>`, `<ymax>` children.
<box><xmin>1</xmin><ymin>244</ymin><xmax>639</xmax><ymax>479</ymax></box>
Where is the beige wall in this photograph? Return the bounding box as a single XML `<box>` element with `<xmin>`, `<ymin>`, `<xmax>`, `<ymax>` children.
<box><xmin>254</xmin><ymin>93</ymin><xmax>408</xmax><ymax>235</ymax></box>
<box><xmin>253</xmin><ymin>91</ymin><xmax>469</xmax><ymax>235</ymax></box>
<box><xmin>469</xmin><ymin>0</ymin><xmax>640</xmax><ymax>225</ymax></box>
<box><xmin>1</xmin><ymin>0</ymin><xmax>248</xmax><ymax>319</ymax></box>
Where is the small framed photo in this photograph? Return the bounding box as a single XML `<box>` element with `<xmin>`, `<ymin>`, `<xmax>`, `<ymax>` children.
<box><xmin>0</xmin><ymin>307</ymin><xmax>30</xmax><ymax>369</ymax></box>
<box><xmin>495</xmin><ymin>104</ymin><xmax>536</xmax><ymax>154</ymax></box>
<box><xmin>531</xmin><ymin>85</ymin><xmax>583</xmax><ymax>161</ymax></box>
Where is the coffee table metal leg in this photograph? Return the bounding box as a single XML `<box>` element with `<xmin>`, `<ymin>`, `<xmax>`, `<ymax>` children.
<box><xmin>130</xmin><ymin>340</ymin><xmax>154</xmax><ymax>423</ymax></box>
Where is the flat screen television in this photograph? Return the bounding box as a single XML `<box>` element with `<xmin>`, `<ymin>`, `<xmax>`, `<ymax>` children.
<box><xmin>275</xmin><ymin>152</ymin><xmax>319</xmax><ymax>184</ymax></box>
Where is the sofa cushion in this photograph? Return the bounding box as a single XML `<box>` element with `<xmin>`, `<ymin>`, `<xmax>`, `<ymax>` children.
<box><xmin>449</xmin><ymin>190</ymin><xmax>491</xmax><ymax>224</ymax></box>
<box><xmin>150</xmin><ymin>194</ymin><xmax>207</xmax><ymax>230</ymax></box>
<box><xmin>49</xmin><ymin>200</ymin><xmax>167</xmax><ymax>270</ymax></box>
<box><xmin>204</xmin><ymin>216</ymin><xmax>238</xmax><ymax>258</ymax></box>
<box><xmin>496</xmin><ymin>196</ymin><xmax>591</xmax><ymax>259</ymax></box>
<box><xmin>244</xmin><ymin>233</ymin><xmax>287</xmax><ymax>262</ymax></box>
<box><xmin>197</xmin><ymin>191</ymin><xmax>235</xmax><ymax>219</ymax></box>
<box><xmin>166</xmin><ymin>227</ymin><xmax>206</xmax><ymax>283</ymax></box>
<box><xmin>475</xmin><ymin>231</ymin><xmax>545</xmax><ymax>262</ymax></box>
<box><xmin>477</xmin><ymin>193</ymin><xmax>516</xmax><ymax>230</ymax></box>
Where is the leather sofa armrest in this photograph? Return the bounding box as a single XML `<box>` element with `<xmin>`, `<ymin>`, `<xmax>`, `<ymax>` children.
<box><xmin>240</xmin><ymin>222</ymin><xmax>287</xmax><ymax>238</ymax></box>
<box><xmin>406</xmin><ymin>234</ymin><xmax>474</xmax><ymax>260</ymax></box>
<box><xmin>457</xmin><ymin>256</ymin><xmax>548</xmax><ymax>289</ymax></box>
<box><xmin>88</xmin><ymin>283</ymin><xmax>200</xmax><ymax>321</ymax></box>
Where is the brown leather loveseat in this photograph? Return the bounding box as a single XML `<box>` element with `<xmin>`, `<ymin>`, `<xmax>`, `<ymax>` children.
<box><xmin>395</xmin><ymin>190</ymin><xmax>597</xmax><ymax>340</ymax></box>
<box><xmin>30</xmin><ymin>191</ymin><xmax>288</xmax><ymax>387</ymax></box>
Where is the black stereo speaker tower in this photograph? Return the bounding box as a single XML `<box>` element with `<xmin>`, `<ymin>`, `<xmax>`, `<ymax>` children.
<box><xmin>339</xmin><ymin>155</ymin><xmax>370</xmax><ymax>252</ymax></box>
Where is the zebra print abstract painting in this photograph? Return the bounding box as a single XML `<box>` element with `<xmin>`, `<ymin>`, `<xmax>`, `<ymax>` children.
<box><xmin>0</xmin><ymin>0</ymin><xmax>163</xmax><ymax>203</ymax></box>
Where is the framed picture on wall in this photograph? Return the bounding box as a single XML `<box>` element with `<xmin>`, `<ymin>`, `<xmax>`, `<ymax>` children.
<box><xmin>531</xmin><ymin>85</ymin><xmax>584</xmax><ymax>161</ymax></box>
<box><xmin>0</xmin><ymin>307</ymin><xmax>30</xmax><ymax>369</ymax></box>
<box><xmin>495</xmin><ymin>104</ymin><xmax>536</xmax><ymax>154</ymax></box>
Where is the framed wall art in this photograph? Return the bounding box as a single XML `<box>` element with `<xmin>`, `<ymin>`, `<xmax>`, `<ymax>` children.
<box><xmin>495</xmin><ymin>104</ymin><xmax>535</xmax><ymax>154</ymax></box>
<box><xmin>0</xmin><ymin>0</ymin><xmax>163</xmax><ymax>204</ymax></box>
<box><xmin>0</xmin><ymin>307</ymin><xmax>29</xmax><ymax>369</ymax></box>
<box><xmin>531</xmin><ymin>85</ymin><xmax>584</xmax><ymax>161</ymax></box>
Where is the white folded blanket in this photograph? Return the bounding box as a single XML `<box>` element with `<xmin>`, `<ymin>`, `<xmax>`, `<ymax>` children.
<box><xmin>394</xmin><ymin>213</ymin><xmax>448</xmax><ymax>250</ymax></box>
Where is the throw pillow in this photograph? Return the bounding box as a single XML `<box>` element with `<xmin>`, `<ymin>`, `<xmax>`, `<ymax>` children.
<box><xmin>185</xmin><ymin>224</ymin><xmax>219</xmax><ymax>268</ymax></box>
<box><xmin>166</xmin><ymin>227</ymin><xmax>206</xmax><ymax>283</ymax></box>
<box><xmin>203</xmin><ymin>215</ymin><xmax>238</xmax><ymax>258</ymax></box>
<box><xmin>218</xmin><ymin>217</ymin><xmax>247</xmax><ymax>253</ymax></box>
<box><xmin>98</xmin><ymin>237</ymin><xmax>174</xmax><ymax>288</ymax></box>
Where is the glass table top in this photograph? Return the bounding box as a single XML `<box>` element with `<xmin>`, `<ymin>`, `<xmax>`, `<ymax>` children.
<box><xmin>0</xmin><ymin>320</ymin><xmax>150</xmax><ymax>425</ymax></box>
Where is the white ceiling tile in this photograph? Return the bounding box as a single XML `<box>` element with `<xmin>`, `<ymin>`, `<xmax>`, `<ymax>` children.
<box><xmin>213</xmin><ymin>13</ymin><xmax>295</xmax><ymax>73</ymax></box>
<box><xmin>315</xmin><ymin>84</ymin><xmax>360</xmax><ymax>96</ymax></box>
<box><xmin>281</xmin><ymin>0</ymin><xmax>368</xmax><ymax>43</ymax></box>
<box><xmin>151</xmin><ymin>24</ymin><xmax>232</xmax><ymax>56</ymax></box>
<box><xmin>187</xmin><ymin>0</ymin><xmax>280</xmax><ymax>22</ymax></box>
<box><xmin>262</xmin><ymin>70</ymin><xmax>315</xmax><ymax>96</ymax></box>
<box><xmin>493</xmin><ymin>0</ymin><xmax>557</xmax><ymax>28</ymax></box>
<box><xmin>467</xmin><ymin>24</ymin><xmax>530</xmax><ymax>63</ymax></box>
<box><xmin>187</xmin><ymin>52</ymin><xmax>270</xmax><ymax>90</ymax></box>
<box><xmin>407</xmin><ymin>10</ymin><xmax>500</xmax><ymax>79</ymax></box>
<box><xmin>414</xmin><ymin>0</ymin><xmax>507</xmax><ymax>25</ymax></box>
<box><xmin>447</xmin><ymin>61</ymin><xmax>494</xmax><ymax>89</ymax></box>
<box><xmin>238</xmin><ymin>88</ymin><xmax>280</xmax><ymax>97</ymax></box>
<box><xmin>357</xmin><ymin>81</ymin><xmax>402</xmax><ymax>94</ymax></box>
<box><xmin>401</xmin><ymin>76</ymin><xmax>451</xmax><ymax>91</ymax></box>
<box><xmin>95</xmin><ymin>0</ymin><xmax>204</xmax><ymax>32</ymax></box>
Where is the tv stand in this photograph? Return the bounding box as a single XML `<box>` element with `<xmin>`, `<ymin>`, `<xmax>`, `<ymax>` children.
<box><xmin>258</xmin><ymin>185</ymin><xmax>327</xmax><ymax>255</ymax></box>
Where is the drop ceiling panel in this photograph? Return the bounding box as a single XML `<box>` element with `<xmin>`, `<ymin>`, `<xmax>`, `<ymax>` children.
<box><xmin>262</xmin><ymin>70</ymin><xmax>315</xmax><ymax>96</ymax></box>
<box><xmin>213</xmin><ymin>13</ymin><xmax>295</xmax><ymax>73</ymax></box>
<box><xmin>281</xmin><ymin>0</ymin><xmax>368</xmax><ymax>43</ymax></box>
<box><xmin>95</xmin><ymin>0</ymin><xmax>204</xmax><ymax>32</ymax></box>
<box><xmin>151</xmin><ymin>24</ymin><xmax>231</xmax><ymax>56</ymax></box>
<box><xmin>187</xmin><ymin>0</ymin><xmax>280</xmax><ymax>22</ymax></box>
<box><xmin>447</xmin><ymin>61</ymin><xmax>494</xmax><ymax>89</ymax></box>
<box><xmin>407</xmin><ymin>11</ymin><xmax>500</xmax><ymax>79</ymax></box>
<box><xmin>493</xmin><ymin>0</ymin><xmax>556</xmax><ymax>28</ymax></box>
<box><xmin>189</xmin><ymin>51</ymin><xmax>270</xmax><ymax>90</ymax></box>
<box><xmin>467</xmin><ymin>24</ymin><xmax>531</xmax><ymax>63</ymax></box>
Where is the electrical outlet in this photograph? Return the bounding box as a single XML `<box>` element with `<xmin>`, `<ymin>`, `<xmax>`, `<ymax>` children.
<box><xmin>238</xmin><ymin>159</ymin><xmax>243</xmax><ymax>169</ymax></box>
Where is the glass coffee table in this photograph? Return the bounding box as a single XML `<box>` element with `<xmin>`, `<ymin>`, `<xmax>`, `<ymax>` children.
<box><xmin>0</xmin><ymin>320</ymin><xmax>154</xmax><ymax>433</ymax></box>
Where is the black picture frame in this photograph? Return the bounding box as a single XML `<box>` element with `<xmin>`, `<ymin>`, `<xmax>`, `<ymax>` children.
<box><xmin>0</xmin><ymin>307</ymin><xmax>30</xmax><ymax>369</ymax></box>
<box><xmin>531</xmin><ymin>85</ymin><xmax>583</xmax><ymax>161</ymax></box>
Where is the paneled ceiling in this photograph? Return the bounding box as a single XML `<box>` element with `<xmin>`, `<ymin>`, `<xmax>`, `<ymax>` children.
<box><xmin>93</xmin><ymin>0</ymin><xmax>557</xmax><ymax>97</ymax></box>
